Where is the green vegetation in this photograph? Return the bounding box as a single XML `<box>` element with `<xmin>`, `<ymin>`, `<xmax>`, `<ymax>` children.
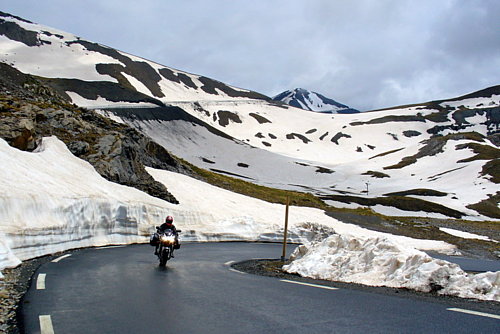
<box><xmin>369</xmin><ymin>148</ymin><xmax>404</xmax><ymax>160</ymax></box>
<box><xmin>383</xmin><ymin>189</ymin><xmax>448</xmax><ymax>197</ymax></box>
<box><xmin>321</xmin><ymin>194</ymin><xmax>464</xmax><ymax>218</ymax></box>
<box><xmin>384</xmin><ymin>132</ymin><xmax>488</xmax><ymax>170</ymax></box>
<box><xmin>467</xmin><ymin>192</ymin><xmax>500</xmax><ymax>219</ymax></box>
<box><xmin>457</xmin><ymin>142</ymin><xmax>500</xmax><ymax>162</ymax></box>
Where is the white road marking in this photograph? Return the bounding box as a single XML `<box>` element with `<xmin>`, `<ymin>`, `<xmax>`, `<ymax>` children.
<box><xmin>52</xmin><ymin>254</ymin><xmax>71</xmax><ymax>263</ymax></box>
<box><xmin>447</xmin><ymin>308</ymin><xmax>500</xmax><ymax>320</ymax></box>
<box><xmin>36</xmin><ymin>274</ymin><xmax>46</xmax><ymax>290</ymax></box>
<box><xmin>280</xmin><ymin>279</ymin><xmax>339</xmax><ymax>290</ymax></box>
<box><xmin>95</xmin><ymin>245</ymin><xmax>125</xmax><ymax>250</ymax></box>
<box><xmin>39</xmin><ymin>315</ymin><xmax>55</xmax><ymax>334</ymax></box>
<box><xmin>229</xmin><ymin>268</ymin><xmax>246</xmax><ymax>275</ymax></box>
<box><xmin>224</xmin><ymin>260</ymin><xmax>235</xmax><ymax>266</ymax></box>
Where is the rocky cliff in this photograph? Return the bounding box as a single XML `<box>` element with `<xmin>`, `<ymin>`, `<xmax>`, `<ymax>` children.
<box><xmin>0</xmin><ymin>62</ymin><xmax>192</xmax><ymax>204</ymax></box>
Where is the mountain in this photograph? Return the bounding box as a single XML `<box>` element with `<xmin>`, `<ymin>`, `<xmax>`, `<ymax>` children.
<box><xmin>273</xmin><ymin>88</ymin><xmax>360</xmax><ymax>114</ymax></box>
<box><xmin>0</xmin><ymin>61</ymin><xmax>191</xmax><ymax>204</ymax></box>
<box><xmin>0</xmin><ymin>11</ymin><xmax>499</xmax><ymax>221</ymax></box>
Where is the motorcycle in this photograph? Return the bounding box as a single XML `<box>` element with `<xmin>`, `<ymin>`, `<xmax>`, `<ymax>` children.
<box><xmin>151</xmin><ymin>227</ymin><xmax>181</xmax><ymax>266</ymax></box>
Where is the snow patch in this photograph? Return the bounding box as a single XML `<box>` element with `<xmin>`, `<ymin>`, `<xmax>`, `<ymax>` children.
<box><xmin>439</xmin><ymin>227</ymin><xmax>498</xmax><ymax>243</ymax></box>
<box><xmin>283</xmin><ymin>233</ymin><xmax>499</xmax><ymax>301</ymax></box>
<box><xmin>66</xmin><ymin>91</ymin><xmax>158</xmax><ymax>109</ymax></box>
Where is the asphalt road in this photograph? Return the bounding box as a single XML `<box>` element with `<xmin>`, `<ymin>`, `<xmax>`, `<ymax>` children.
<box><xmin>21</xmin><ymin>243</ymin><xmax>499</xmax><ymax>333</ymax></box>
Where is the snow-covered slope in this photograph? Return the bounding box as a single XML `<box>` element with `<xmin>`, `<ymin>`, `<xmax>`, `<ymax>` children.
<box><xmin>0</xmin><ymin>137</ymin><xmax>455</xmax><ymax>275</ymax></box>
<box><xmin>0</xmin><ymin>11</ymin><xmax>268</xmax><ymax>106</ymax></box>
<box><xmin>0</xmin><ymin>11</ymin><xmax>499</xmax><ymax>221</ymax></box>
<box><xmin>273</xmin><ymin>88</ymin><xmax>360</xmax><ymax>114</ymax></box>
<box><xmin>109</xmin><ymin>96</ymin><xmax>499</xmax><ymax>220</ymax></box>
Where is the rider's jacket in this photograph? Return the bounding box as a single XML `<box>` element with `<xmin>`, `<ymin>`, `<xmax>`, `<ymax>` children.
<box><xmin>158</xmin><ymin>222</ymin><xmax>177</xmax><ymax>234</ymax></box>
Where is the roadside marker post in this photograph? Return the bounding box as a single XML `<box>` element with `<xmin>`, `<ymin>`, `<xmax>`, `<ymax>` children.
<box><xmin>281</xmin><ymin>195</ymin><xmax>290</xmax><ymax>262</ymax></box>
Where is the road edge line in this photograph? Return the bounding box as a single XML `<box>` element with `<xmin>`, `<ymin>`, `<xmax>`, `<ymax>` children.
<box><xmin>280</xmin><ymin>279</ymin><xmax>339</xmax><ymax>290</ymax></box>
<box><xmin>229</xmin><ymin>268</ymin><xmax>247</xmax><ymax>275</ymax></box>
<box><xmin>447</xmin><ymin>308</ymin><xmax>500</xmax><ymax>320</ymax></box>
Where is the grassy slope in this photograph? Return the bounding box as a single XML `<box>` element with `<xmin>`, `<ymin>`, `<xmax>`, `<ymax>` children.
<box><xmin>185</xmin><ymin>160</ymin><xmax>500</xmax><ymax>259</ymax></box>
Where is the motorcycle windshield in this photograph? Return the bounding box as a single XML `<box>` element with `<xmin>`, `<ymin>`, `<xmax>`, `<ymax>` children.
<box><xmin>162</xmin><ymin>229</ymin><xmax>175</xmax><ymax>236</ymax></box>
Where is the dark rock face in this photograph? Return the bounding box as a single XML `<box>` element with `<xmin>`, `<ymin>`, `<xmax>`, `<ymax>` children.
<box><xmin>362</xmin><ymin>171</ymin><xmax>390</xmax><ymax>178</ymax></box>
<box><xmin>350</xmin><ymin>114</ymin><xmax>426</xmax><ymax>126</ymax></box>
<box><xmin>214</xmin><ymin>110</ymin><xmax>242</xmax><ymax>127</ymax></box>
<box><xmin>286</xmin><ymin>133</ymin><xmax>311</xmax><ymax>144</ymax></box>
<box><xmin>198</xmin><ymin>76</ymin><xmax>269</xmax><ymax>100</ymax></box>
<box><xmin>159</xmin><ymin>68</ymin><xmax>198</xmax><ymax>89</ymax></box>
<box><xmin>427</xmin><ymin>106</ymin><xmax>500</xmax><ymax>137</ymax></box>
<box><xmin>0</xmin><ymin>20</ymin><xmax>38</xmax><ymax>46</ymax></box>
<box><xmin>66</xmin><ymin>40</ymin><xmax>165</xmax><ymax>98</ymax></box>
<box><xmin>249</xmin><ymin>113</ymin><xmax>271</xmax><ymax>124</ymax></box>
<box><xmin>331</xmin><ymin>132</ymin><xmax>351</xmax><ymax>145</ymax></box>
<box><xmin>42</xmin><ymin>78</ymin><xmax>163</xmax><ymax>106</ymax></box>
<box><xmin>403</xmin><ymin>130</ymin><xmax>421</xmax><ymax>138</ymax></box>
<box><xmin>0</xmin><ymin>62</ymin><xmax>191</xmax><ymax>204</ymax></box>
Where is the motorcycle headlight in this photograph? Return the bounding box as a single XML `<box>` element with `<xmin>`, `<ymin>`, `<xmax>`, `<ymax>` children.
<box><xmin>160</xmin><ymin>235</ymin><xmax>175</xmax><ymax>244</ymax></box>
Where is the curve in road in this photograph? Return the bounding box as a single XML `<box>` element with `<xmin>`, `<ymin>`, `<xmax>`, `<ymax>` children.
<box><xmin>21</xmin><ymin>243</ymin><xmax>500</xmax><ymax>333</ymax></box>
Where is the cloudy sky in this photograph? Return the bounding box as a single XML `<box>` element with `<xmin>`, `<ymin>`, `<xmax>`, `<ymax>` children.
<box><xmin>1</xmin><ymin>0</ymin><xmax>499</xmax><ymax>110</ymax></box>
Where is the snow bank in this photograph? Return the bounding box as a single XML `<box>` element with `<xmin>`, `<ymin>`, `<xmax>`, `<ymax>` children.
<box><xmin>0</xmin><ymin>137</ymin><xmax>172</xmax><ymax>278</ymax></box>
<box><xmin>283</xmin><ymin>234</ymin><xmax>499</xmax><ymax>301</ymax></box>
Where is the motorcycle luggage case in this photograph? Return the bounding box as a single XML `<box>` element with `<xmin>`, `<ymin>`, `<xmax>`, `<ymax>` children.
<box><xmin>149</xmin><ymin>233</ymin><xmax>159</xmax><ymax>246</ymax></box>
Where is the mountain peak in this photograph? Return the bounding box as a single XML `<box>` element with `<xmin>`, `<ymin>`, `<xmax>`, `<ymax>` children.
<box><xmin>273</xmin><ymin>88</ymin><xmax>359</xmax><ymax>114</ymax></box>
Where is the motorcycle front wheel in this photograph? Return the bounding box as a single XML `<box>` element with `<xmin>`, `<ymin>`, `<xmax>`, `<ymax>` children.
<box><xmin>159</xmin><ymin>247</ymin><xmax>170</xmax><ymax>266</ymax></box>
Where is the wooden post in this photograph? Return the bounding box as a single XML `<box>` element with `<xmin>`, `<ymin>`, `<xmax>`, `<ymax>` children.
<box><xmin>281</xmin><ymin>195</ymin><xmax>290</xmax><ymax>262</ymax></box>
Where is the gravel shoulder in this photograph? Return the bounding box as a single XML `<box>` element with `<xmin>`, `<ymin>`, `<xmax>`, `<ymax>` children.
<box><xmin>0</xmin><ymin>254</ymin><xmax>54</xmax><ymax>334</ymax></box>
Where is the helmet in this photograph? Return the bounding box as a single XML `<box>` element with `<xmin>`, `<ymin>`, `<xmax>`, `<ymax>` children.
<box><xmin>165</xmin><ymin>216</ymin><xmax>174</xmax><ymax>224</ymax></box>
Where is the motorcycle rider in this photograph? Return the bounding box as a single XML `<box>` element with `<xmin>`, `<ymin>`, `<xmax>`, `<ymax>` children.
<box><xmin>155</xmin><ymin>216</ymin><xmax>179</xmax><ymax>256</ymax></box>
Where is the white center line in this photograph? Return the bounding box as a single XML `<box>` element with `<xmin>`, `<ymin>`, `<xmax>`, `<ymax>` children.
<box><xmin>447</xmin><ymin>308</ymin><xmax>500</xmax><ymax>320</ymax></box>
<box><xmin>281</xmin><ymin>279</ymin><xmax>339</xmax><ymax>290</ymax></box>
<box><xmin>39</xmin><ymin>315</ymin><xmax>55</xmax><ymax>334</ymax></box>
<box><xmin>52</xmin><ymin>254</ymin><xmax>71</xmax><ymax>263</ymax></box>
<box><xmin>36</xmin><ymin>273</ymin><xmax>46</xmax><ymax>290</ymax></box>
